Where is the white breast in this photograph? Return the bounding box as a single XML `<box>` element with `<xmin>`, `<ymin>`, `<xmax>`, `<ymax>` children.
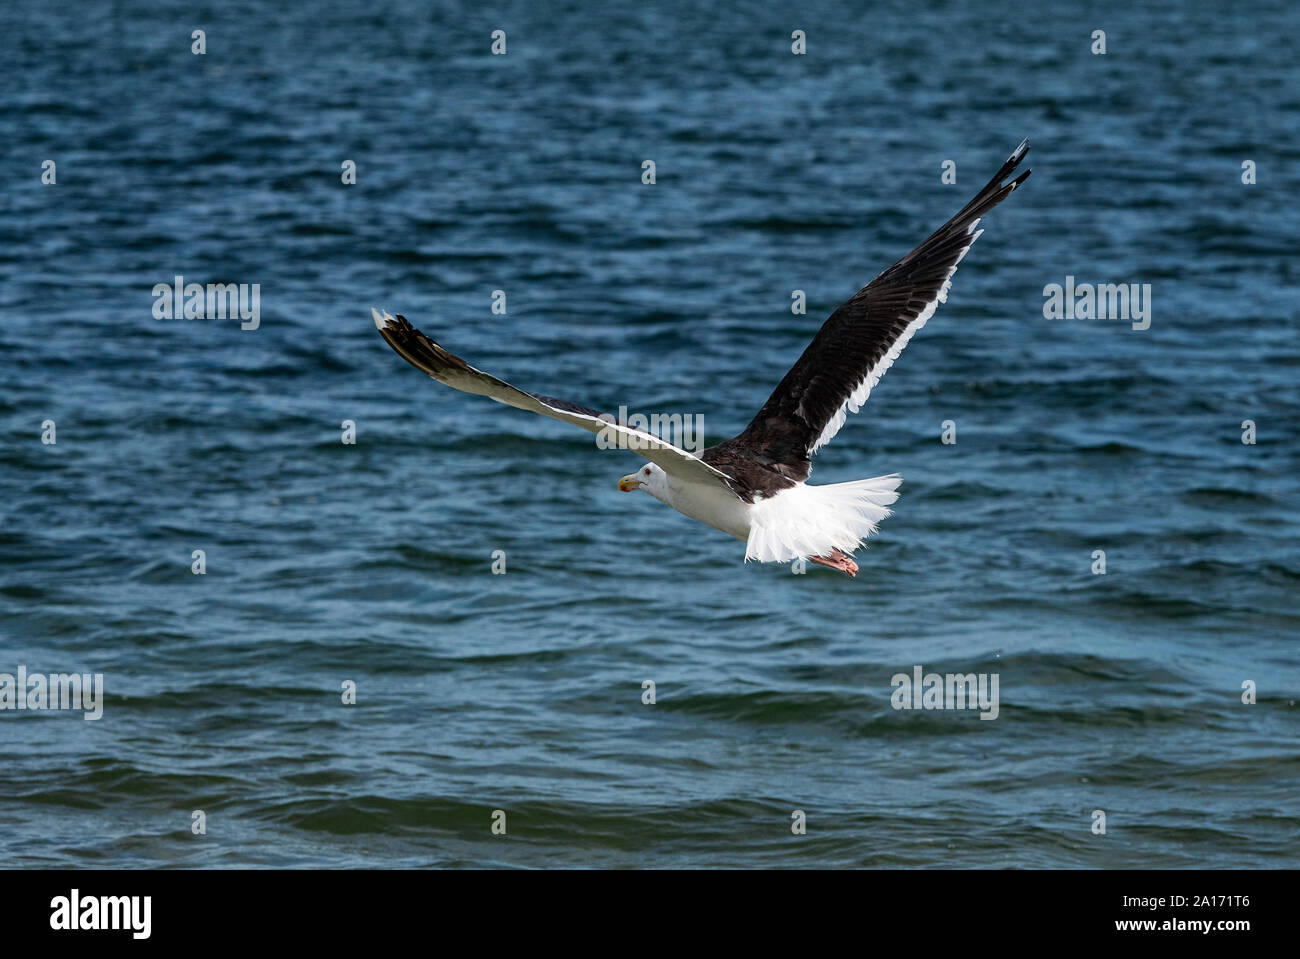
<box><xmin>659</xmin><ymin>478</ymin><xmax>753</xmax><ymax>543</ymax></box>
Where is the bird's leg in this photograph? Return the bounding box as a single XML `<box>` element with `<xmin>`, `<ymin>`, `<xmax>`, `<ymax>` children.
<box><xmin>808</xmin><ymin>549</ymin><xmax>858</xmax><ymax>578</ymax></box>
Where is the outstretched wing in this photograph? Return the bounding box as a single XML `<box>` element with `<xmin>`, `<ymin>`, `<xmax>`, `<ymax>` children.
<box><xmin>371</xmin><ymin>309</ymin><xmax>736</xmax><ymax>491</ymax></box>
<box><xmin>723</xmin><ymin>139</ymin><xmax>1032</xmax><ymax>482</ymax></box>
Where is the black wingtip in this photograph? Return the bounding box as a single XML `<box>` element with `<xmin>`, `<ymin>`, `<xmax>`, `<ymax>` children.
<box><xmin>1006</xmin><ymin>140</ymin><xmax>1031</xmax><ymax>188</ymax></box>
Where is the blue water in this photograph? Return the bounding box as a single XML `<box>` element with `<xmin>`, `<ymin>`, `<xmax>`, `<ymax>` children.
<box><xmin>1</xmin><ymin>0</ymin><xmax>1297</xmax><ymax>868</ymax></box>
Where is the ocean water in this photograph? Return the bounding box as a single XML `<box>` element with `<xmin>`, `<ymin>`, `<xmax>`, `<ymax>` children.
<box><xmin>1</xmin><ymin>0</ymin><xmax>1296</xmax><ymax>868</ymax></box>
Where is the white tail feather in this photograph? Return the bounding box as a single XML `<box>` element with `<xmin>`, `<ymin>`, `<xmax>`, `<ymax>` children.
<box><xmin>744</xmin><ymin>474</ymin><xmax>902</xmax><ymax>563</ymax></box>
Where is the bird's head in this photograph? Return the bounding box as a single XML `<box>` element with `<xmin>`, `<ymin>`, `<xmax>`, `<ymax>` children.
<box><xmin>618</xmin><ymin>462</ymin><xmax>668</xmax><ymax>499</ymax></box>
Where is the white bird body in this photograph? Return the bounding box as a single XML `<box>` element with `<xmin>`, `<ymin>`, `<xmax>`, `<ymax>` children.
<box><xmin>641</xmin><ymin>467</ymin><xmax>753</xmax><ymax>541</ymax></box>
<box><xmin>636</xmin><ymin>461</ymin><xmax>901</xmax><ymax>563</ymax></box>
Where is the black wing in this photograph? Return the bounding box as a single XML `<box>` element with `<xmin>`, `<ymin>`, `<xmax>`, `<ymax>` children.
<box><xmin>706</xmin><ymin>140</ymin><xmax>1031</xmax><ymax>492</ymax></box>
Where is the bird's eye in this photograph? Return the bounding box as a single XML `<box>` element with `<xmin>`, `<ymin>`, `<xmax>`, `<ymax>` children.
<box><xmin>643</xmin><ymin>468</ymin><xmax>651</xmax><ymax>476</ymax></box>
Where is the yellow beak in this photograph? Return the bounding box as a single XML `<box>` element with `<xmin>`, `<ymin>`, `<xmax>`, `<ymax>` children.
<box><xmin>618</xmin><ymin>474</ymin><xmax>642</xmax><ymax>492</ymax></box>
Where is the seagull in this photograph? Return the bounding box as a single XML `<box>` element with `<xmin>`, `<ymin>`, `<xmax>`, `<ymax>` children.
<box><xmin>372</xmin><ymin>140</ymin><xmax>1030</xmax><ymax>576</ymax></box>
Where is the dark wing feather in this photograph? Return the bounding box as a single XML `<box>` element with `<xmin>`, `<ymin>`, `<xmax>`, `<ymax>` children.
<box><xmin>707</xmin><ymin>140</ymin><xmax>1031</xmax><ymax>493</ymax></box>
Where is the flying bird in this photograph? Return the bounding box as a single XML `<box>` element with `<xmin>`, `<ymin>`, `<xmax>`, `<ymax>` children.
<box><xmin>372</xmin><ymin>140</ymin><xmax>1030</xmax><ymax>576</ymax></box>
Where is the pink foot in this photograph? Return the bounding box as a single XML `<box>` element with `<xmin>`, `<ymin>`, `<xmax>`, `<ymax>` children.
<box><xmin>808</xmin><ymin>549</ymin><xmax>858</xmax><ymax>577</ymax></box>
